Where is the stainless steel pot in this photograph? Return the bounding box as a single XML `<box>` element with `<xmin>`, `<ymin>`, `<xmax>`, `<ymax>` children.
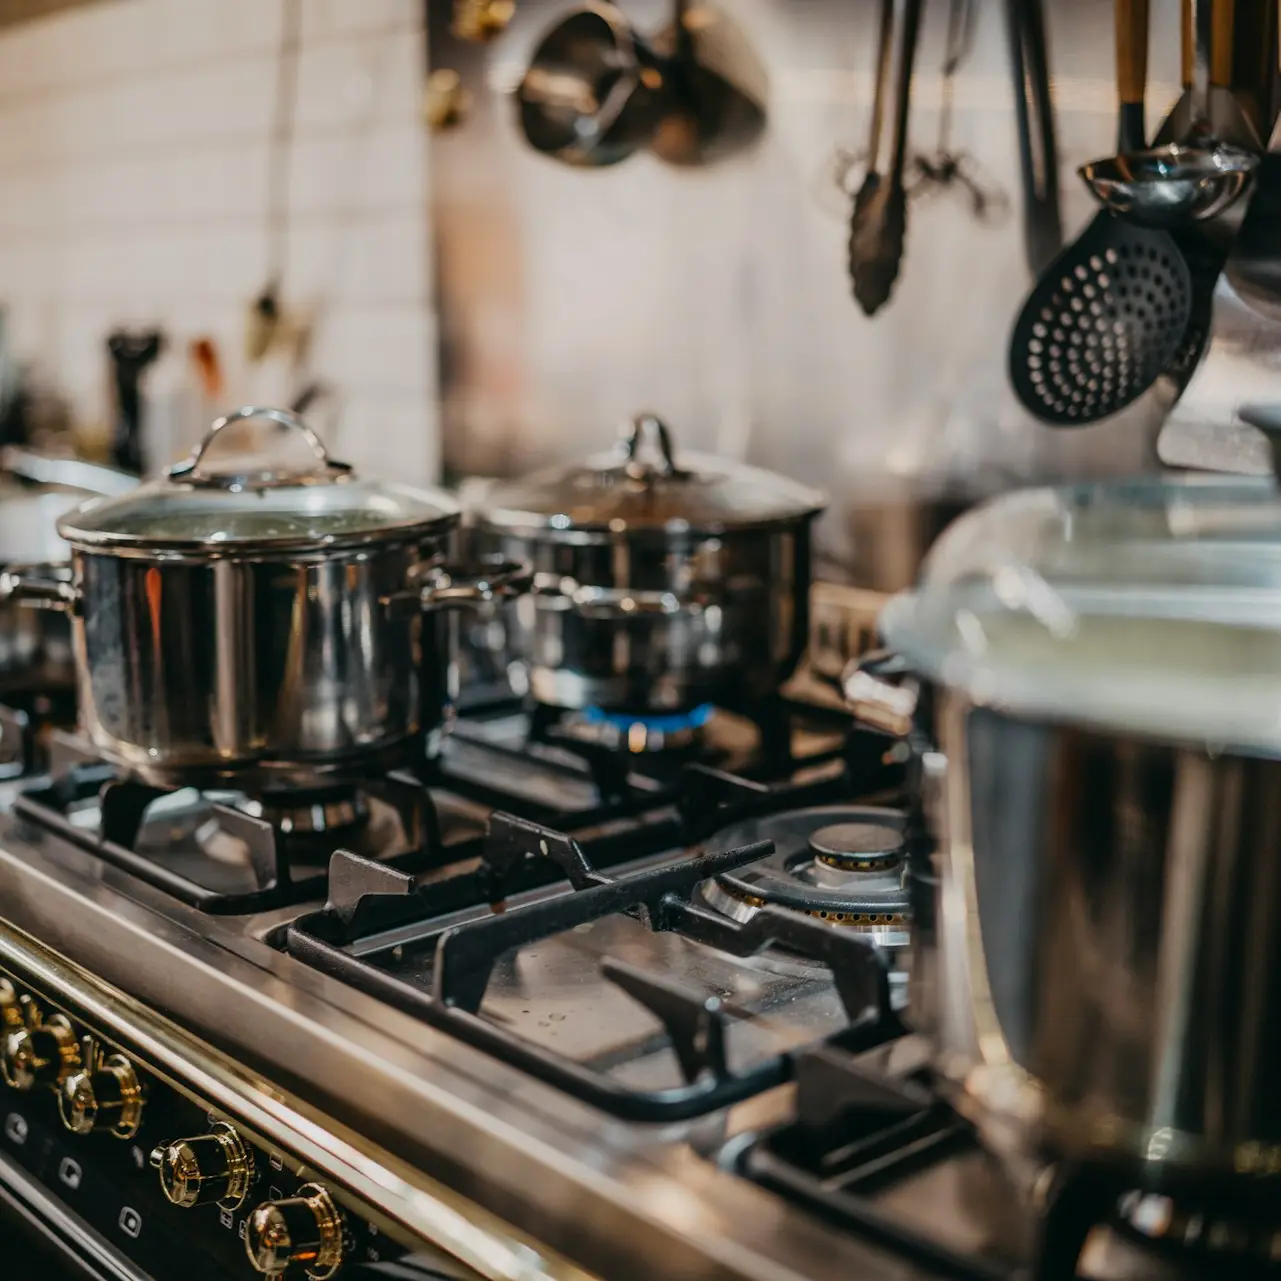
<box><xmin>0</xmin><ymin>448</ymin><xmax>137</xmax><ymax>695</ymax></box>
<box><xmin>848</xmin><ymin>469</ymin><xmax>1281</xmax><ymax>1198</ymax></box>
<box><xmin>0</xmin><ymin>407</ymin><xmax>529</xmax><ymax>790</ymax></box>
<box><xmin>469</xmin><ymin>413</ymin><xmax>825</xmax><ymax>713</ymax></box>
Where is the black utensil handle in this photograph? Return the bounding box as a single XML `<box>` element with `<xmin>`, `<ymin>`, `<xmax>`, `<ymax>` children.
<box><xmin>1006</xmin><ymin>0</ymin><xmax>1062</xmax><ymax>275</ymax></box>
<box><xmin>866</xmin><ymin>0</ymin><xmax>896</xmax><ymax>169</ymax></box>
<box><xmin>888</xmin><ymin>0</ymin><xmax>924</xmax><ymax>177</ymax></box>
<box><xmin>1116</xmin><ymin>0</ymin><xmax>1150</xmax><ymax>151</ymax></box>
<box><xmin>107</xmin><ymin>331</ymin><xmax>162</xmax><ymax>477</ymax></box>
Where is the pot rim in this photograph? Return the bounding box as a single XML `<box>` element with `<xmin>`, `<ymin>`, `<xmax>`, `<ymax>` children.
<box><xmin>473</xmin><ymin>506</ymin><xmax>823</xmax><ymax>540</ymax></box>
<box><xmin>56</xmin><ymin>492</ymin><xmax>461</xmax><ymax>557</ymax></box>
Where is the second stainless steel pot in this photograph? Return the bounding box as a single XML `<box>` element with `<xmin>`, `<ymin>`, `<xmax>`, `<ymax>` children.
<box><xmin>0</xmin><ymin>407</ymin><xmax>529</xmax><ymax>789</ymax></box>
<box><xmin>849</xmin><ymin>468</ymin><xmax>1281</xmax><ymax>1203</ymax></box>
<box><xmin>470</xmin><ymin>413</ymin><xmax>826</xmax><ymax>713</ymax></box>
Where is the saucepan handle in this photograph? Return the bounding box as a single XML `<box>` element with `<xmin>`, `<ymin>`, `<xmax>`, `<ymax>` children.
<box><xmin>841</xmin><ymin>648</ymin><xmax>920</xmax><ymax>738</ymax></box>
<box><xmin>386</xmin><ymin>558</ymin><xmax>533</xmax><ymax>617</ymax></box>
<box><xmin>0</xmin><ymin>562</ymin><xmax>79</xmax><ymax>613</ymax></box>
<box><xmin>531</xmin><ymin>575</ymin><xmax>700</xmax><ymax>618</ymax></box>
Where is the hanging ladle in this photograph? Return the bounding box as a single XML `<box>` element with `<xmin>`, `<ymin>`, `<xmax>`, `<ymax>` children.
<box><xmin>1077</xmin><ymin>0</ymin><xmax>1258</xmax><ymax>227</ymax></box>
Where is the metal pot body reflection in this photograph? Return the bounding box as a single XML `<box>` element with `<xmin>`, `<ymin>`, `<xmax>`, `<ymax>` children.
<box><xmin>474</xmin><ymin>522</ymin><xmax>813</xmax><ymax>713</ymax></box>
<box><xmin>912</xmin><ymin>690</ymin><xmax>1281</xmax><ymax>1192</ymax></box>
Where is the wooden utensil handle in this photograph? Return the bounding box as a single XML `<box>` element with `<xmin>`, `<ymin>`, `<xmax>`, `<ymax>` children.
<box><xmin>1213</xmin><ymin>0</ymin><xmax>1235</xmax><ymax>86</ymax></box>
<box><xmin>1116</xmin><ymin>0</ymin><xmax>1151</xmax><ymax>104</ymax></box>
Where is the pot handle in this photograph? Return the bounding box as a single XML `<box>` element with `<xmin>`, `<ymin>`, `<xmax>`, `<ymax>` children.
<box><xmin>841</xmin><ymin>648</ymin><xmax>919</xmax><ymax>737</ymax></box>
<box><xmin>0</xmin><ymin>563</ymin><xmax>78</xmax><ymax>613</ymax></box>
<box><xmin>386</xmin><ymin>558</ymin><xmax>533</xmax><ymax>616</ymax></box>
<box><xmin>551</xmin><ymin>583</ymin><xmax>692</xmax><ymax>617</ymax></box>
<box><xmin>168</xmin><ymin>405</ymin><xmax>353</xmax><ymax>486</ymax></box>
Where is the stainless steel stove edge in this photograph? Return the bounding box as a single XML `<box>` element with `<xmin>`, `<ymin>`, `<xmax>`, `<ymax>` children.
<box><xmin>0</xmin><ymin>817</ymin><xmax>941</xmax><ymax>1281</ymax></box>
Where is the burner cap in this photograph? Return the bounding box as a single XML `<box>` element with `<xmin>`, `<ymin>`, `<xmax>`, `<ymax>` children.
<box><xmin>808</xmin><ymin>821</ymin><xmax>902</xmax><ymax>871</ymax></box>
<box><xmin>697</xmin><ymin>805</ymin><xmax>909</xmax><ymax>940</ymax></box>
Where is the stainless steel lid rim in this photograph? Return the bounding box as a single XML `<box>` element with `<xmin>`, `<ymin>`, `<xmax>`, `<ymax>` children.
<box><xmin>476</xmin><ymin>508</ymin><xmax>823</xmax><ymax>539</ymax></box>
<box><xmin>59</xmin><ymin>513</ymin><xmax>461</xmax><ymax>559</ymax></box>
<box><xmin>473</xmin><ymin>415</ymin><xmax>826</xmax><ymax>535</ymax></box>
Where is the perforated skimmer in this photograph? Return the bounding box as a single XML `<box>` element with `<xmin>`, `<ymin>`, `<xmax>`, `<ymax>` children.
<box><xmin>1008</xmin><ymin>213</ymin><xmax>1192</xmax><ymax>425</ymax></box>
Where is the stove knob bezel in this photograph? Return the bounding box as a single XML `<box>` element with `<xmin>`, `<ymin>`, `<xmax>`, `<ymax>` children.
<box><xmin>57</xmin><ymin>1037</ymin><xmax>144</xmax><ymax>1139</ymax></box>
<box><xmin>244</xmin><ymin>1181</ymin><xmax>345</xmax><ymax>1280</ymax></box>
<box><xmin>1</xmin><ymin>1005</ymin><xmax>81</xmax><ymax>1092</ymax></box>
<box><xmin>149</xmin><ymin>1121</ymin><xmax>255</xmax><ymax>1211</ymax></box>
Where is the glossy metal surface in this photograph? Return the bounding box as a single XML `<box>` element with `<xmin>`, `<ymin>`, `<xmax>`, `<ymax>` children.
<box><xmin>473</xmin><ymin>415</ymin><xmax>821</xmax><ymax>712</ymax></box>
<box><xmin>0</xmin><ymin>813</ymin><xmax>938</xmax><ymax>1281</ymax></box>
<box><xmin>63</xmin><ymin>538</ymin><xmax>455</xmax><ymax>788</ymax></box>
<box><xmin>1079</xmin><ymin>0</ymin><xmax>1258</xmax><ymax>229</ymax></box>
<box><xmin>480</xmin><ymin>521</ymin><xmax>812</xmax><ymax>711</ymax></box>
<box><xmin>1080</xmin><ymin>142</ymin><xmax>1258</xmax><ymax>227</ymax></box>
<box><xmin>919</xmin><ymin>691</ymin><xmax>1281</xmax><ymax>1185</ymax></box>
<box><xmin>1</xmin><ymin>411</ymin><xmax>530</xmax><ymax>787</ymax></box>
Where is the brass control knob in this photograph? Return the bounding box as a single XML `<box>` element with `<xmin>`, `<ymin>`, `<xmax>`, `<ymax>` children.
<box><xmin>1</xmin><ymin>1001</ymin><xmax>80</xmax><ymax>1092</ymax></box>
<box><xmin>58</xmin><ymin>1037</ymin><xmax>144</xmax><ymax>1139</ymax></box>
<box><xmin>244</xmin><ymin>1183</ymin><xmax>344</xmax><ymax>1279</ymax></box>
<box><xmin>0</xmin><ymin>979</ymin><xmax>21</xmax><ymax>1031</ymax></box>
<box><xmin>150</xmin><ymin>1122</ymin><xmax>254</xmax><ymax>1210</ymax></box>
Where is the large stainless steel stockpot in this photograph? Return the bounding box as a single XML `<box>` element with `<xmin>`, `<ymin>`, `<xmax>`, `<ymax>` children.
<box><xmin>470</xmin><ymin>413</ymin><xmax>826</xmax><ymax>713</ymax></box>
<box><xmin>0</xmin><ymin>407</ymin><xmax>528</xmax><ymax>790</ymax></box>
<box><xmin>848</xmin><ymin>466</ymin><xmax>1281</xmax><ymax>1198</ymax></box>
<box><xmin>0</xmin><ymin>448</ymin><xmax>137</xmax><ymax>695</ymax></box>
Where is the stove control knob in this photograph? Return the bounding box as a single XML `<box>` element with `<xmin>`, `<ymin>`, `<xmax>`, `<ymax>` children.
<box><xmin>58</xmin><ymin>1038</ymin><xmax>144</xmax><ymax>1138</ymax></box>
<box><xmin>244</xmin><ymin>1183</ymin><xmax>344</xmax><ymax>1279</ymax></box>
<box><xmin>150</xmin><ymin>1122</ymin><xmax>254</xmax><ymax>1209</ymax></box>
<box><xmin>0</xmin><ymin>980</ymin><xmax>21</xmax><ymax>1031</ymax></box>
<box><xmin>1</xmin><ymin>1002</ymin><xmax>80</xmax><ymax>1092</ymax></box>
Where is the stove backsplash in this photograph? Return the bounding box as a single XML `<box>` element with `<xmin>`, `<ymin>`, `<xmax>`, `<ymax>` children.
<box><xmin>428</xmin><ymin>0</ymin><xmax>1185</xmax><ymax>581</ymax></box>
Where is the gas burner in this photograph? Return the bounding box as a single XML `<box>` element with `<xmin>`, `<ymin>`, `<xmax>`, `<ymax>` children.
<box><xmin>556</xmin><ymin>703</ymin><xmax>715</xmax><ymax>753</ymax></box>
<box><xmin>697</xmin><ymin>806</ymin><xmax>910</xmax><ymax>949</ymax></box>
<box><xmin>251</xmin><ymin>785</ymin><xmax>372</xmax><ymax>840</ymax></box>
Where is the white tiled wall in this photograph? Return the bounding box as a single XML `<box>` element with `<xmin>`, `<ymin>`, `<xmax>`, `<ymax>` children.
<box><xmin>0</xmin><ymin>0</ymin><xmax>437</xmax><ymax>481</ymax></box>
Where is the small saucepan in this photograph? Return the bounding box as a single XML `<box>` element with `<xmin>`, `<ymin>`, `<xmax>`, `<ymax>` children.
<box><xmin>469</xmin><ymin>412</ymin><xmax>825</xmax><ymax>715</ymax></box>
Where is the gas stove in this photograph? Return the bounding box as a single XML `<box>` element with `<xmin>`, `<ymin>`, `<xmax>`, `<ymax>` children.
<box><xmin>0</xmin><ymin>668</ymin><xmax>1269</xmax><ymax>1280</ymax></box>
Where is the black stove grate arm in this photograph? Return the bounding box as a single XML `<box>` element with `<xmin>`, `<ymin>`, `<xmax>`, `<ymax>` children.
<box><xmin>431</xmin><ymin>838</ymin><xmax>777</xmax><ymax>1013</ymax></box>
<box><xmin>662</xmin><ymin>899</ymin><xmax>896</xmax><ymax>1027</ymax></box>
<box><xmin>481</xmin><ymin>811</ymin><xmax>611</xmax><ymax>895</ymax></box>
<box><xmin>599</xmin><ymin>958</ymin><xmax>729</xmax><ymax>1084</ymax></box>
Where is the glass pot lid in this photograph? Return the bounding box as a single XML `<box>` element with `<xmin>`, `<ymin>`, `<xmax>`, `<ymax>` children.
<box><xmin>58</xmin><ymin>406</ymin><xmax>460</xmax><ymax>552</ymax></box>
<box><xmin>879</xmin><ymin>466</ymin><xmax>1281</xmax><ymax>751</ymax></box>
<box><xmin>477</xmin><ymin>412</ymin><xmax>827</xmax><ymax>534</ymax></box>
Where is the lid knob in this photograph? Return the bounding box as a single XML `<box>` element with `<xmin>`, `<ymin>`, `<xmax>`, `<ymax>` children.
<box><xmin>621</xmin><ymin>412</ymin><xmax>681</xmax><ymax>481</ymax></box>
<box><xmin>168</xmin><ymin>406</ymin><xmax>353</xmax><ymax>489</ymax></box>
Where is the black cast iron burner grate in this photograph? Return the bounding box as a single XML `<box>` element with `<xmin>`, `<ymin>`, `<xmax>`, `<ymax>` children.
<box><xmin>286</xmin><ymin>811</ymin><xmax>905</xmax><ymax>1122</ymax></box>
<box><xmin>737</xmin><ymin>1039</ymin><xmax>1281</xmax><ymax>1281</ymax></box>
<box><xmin>12</xmin><ymin>764</ymin><xmax>442</xmax><ymax>914</ymax></box>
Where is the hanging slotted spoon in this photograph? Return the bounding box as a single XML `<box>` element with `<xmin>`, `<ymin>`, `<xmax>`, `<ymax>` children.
<box><xmin>1009</xmin><ymin>0</ymin><xmax>1193</xmax><ymax>425</ymax></box>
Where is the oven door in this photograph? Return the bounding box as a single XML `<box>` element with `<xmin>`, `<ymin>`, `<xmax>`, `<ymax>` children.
<box><xmin>0</xmin><ymin>1150</ymin><xmax>149</xmax><ymax>1281</ymax></box>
